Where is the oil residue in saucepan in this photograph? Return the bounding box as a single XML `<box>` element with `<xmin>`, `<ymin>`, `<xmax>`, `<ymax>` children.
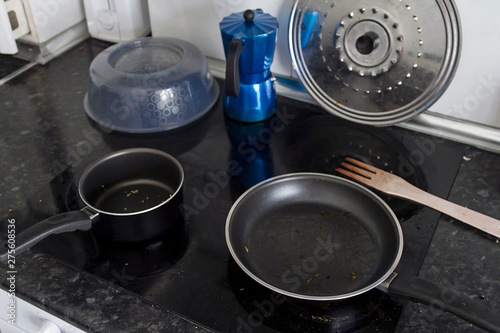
<box><xmin>89</xmin><ymin>179</ymin><xmax>174</xmax><ymax>214</ymax></box>
<box><xmin>246</xmin><ymin>203</ymin><xmax>380</xmax><ymax>297</ymax></box>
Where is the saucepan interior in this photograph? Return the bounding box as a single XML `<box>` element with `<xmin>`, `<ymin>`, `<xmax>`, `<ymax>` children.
<box><xmin>79</xmin><ymin>148</ymin><xmax>184</xmax><ymax>241</ymax></box>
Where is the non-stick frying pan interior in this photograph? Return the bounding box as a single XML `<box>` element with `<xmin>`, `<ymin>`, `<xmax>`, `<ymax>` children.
<box><xmin>226</xmin><ymin>173</ymin><xmax>403</xmax><ymax>300</ymax></box>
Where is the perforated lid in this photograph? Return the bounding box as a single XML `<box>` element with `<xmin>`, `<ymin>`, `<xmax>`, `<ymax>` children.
<box><xmin>289</xmin><ymin>0</ymin><xmax>461</xmax><ymax>125</ymax></box>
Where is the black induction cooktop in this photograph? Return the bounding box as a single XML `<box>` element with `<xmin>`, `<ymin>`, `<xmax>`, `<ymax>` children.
<box><xmin>12</xmin><ymin>87</ymin><xmax>465</xmax><ymax>332</ymax></box>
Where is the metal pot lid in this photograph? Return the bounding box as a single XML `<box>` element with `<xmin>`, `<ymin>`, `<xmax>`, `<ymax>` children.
<box><xmin>289</xmin><ymin>0</ymin><xmax>461</xmax><ymax>126</ymax></box>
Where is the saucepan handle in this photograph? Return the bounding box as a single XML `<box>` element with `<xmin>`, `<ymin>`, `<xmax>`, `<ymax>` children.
<box><xmin>387</xmin><ymin>273</ymin><xmax>500</xmax><ymax>333</ymax></box>
<box><xmin>0</xmin><ymin>207</ymin><xmax>99</xmax><ymax>261</ymax></box>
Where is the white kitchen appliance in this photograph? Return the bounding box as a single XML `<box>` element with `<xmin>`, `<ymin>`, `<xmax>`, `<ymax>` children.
<box><xmin>0</xmin><ymin>0</ymin><xmax>89</xmax><ymax>64</ymax></box>
<box><xmin>148</xmin><ymin>0</ymin><xmax>500</xmax><ymax>152</ymax></box>
<box><xmin>83</xmin><ymin>0</ymin><xmax>150</xmax><ymax>43</ymax></box>
<box><xmin>0</xmin><ymin>288</ymin><xmax>85</xmax><ymax>333</ymax></box>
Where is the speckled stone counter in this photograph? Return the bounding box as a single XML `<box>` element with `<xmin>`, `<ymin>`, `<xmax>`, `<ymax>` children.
<box><xmin>396</xmin><ymin>147</ymin><xmax>500</xmax><ymax>332</ymax></box>
<box><xmin>1</xmin><ymin>38</ymin><xmax>499</xmax><ymax>332</ymax></box>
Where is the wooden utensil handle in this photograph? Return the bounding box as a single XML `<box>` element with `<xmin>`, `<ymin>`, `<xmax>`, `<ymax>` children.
<box><xmin>395</xmin><ymin>182</ymin><xmax>500</xmax><ymax>239</ymax></box>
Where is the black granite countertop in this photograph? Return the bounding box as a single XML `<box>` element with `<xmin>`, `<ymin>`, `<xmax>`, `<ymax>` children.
<box><xmin>397</xmin><ymin>147</ymin><xmax>500</xmax><ymax>332</ymax></box>
<box><xmin>0</xmin><ymin>38</ymin><xmax>499</xmax><ymax>332</ymax></box>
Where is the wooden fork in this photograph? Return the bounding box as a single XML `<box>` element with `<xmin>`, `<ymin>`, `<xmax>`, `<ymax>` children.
<box><xmin>336</xmin><ymin>157</ymin><xmax>500</xmax><ymax>239</ymax></box>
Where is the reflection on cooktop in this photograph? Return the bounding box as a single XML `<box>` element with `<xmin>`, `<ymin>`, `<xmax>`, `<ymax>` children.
<box><xmin>84</xmin><ymin>219</ymin><xmax>189</xmax><ymax>290</ymax></box>
<box><xmin>276</xmin><ymin>113</ymin><xmax>427</xmax><ymax>221</ymax></box>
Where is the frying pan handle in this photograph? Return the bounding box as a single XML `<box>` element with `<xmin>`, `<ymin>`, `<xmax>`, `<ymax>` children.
<box><xmin>387</xmin><ymin>273</ymin><xmax>500</xmax><ymax>333</ymax></box>
<box><xmin>0</xmin><ymin>208</ymin><xmax>99</xmax><ymax>261</ymax></box>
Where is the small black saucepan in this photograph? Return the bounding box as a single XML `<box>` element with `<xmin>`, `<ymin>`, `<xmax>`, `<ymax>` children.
<box><xmin>226</xmin><ymin>173</ymin><xmax>500</xmax><ymax>332</ymax></box>
<box><xmin>1</xmin><ymin>148</ymin><xmax>183</xmax><ymax>261</ymax></box>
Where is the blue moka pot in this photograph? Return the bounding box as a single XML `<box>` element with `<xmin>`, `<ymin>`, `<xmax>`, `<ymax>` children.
<box><xmin>220</xmin><ymin>9</ymin><xmax>279</xmax><ymax>123</ymax></box>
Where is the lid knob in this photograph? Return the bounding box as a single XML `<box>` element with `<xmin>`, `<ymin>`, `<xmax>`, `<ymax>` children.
<box><xmin>244</xmin><ymin>9</ymin><xmax>255</xmax><ymax>22</ymax></box>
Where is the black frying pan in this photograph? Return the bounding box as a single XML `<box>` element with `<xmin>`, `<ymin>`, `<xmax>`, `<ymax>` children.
<box><xmin>226</xmin><ymin>173</ymin><xmax>500</xmax><ymax>332</ymax></box>
<box><xmin>1</xmin><ymin>148</ymin><xmax>183</xmax><ymax>261</ymax></box>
